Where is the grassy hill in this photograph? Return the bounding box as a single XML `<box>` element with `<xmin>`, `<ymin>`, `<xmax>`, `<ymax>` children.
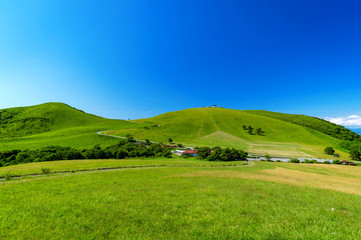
<box><xmin>2</xmin><ymin>159</ymin><xmax>361</xmax><ymax>239</ymax></box>
<box><xmin>0</xmin><ymin>102</ymin><xmax>149</xmax><ymax>150</ymax></box>
<box><xmin>105</xmin><ymin>107</ymin><xmax>353</xmax><ymax>158</ymax></box>
<box><xmin>0</xmin><ymin>103</ymin><xmax>356</xmax><ymax>158</ymax></box>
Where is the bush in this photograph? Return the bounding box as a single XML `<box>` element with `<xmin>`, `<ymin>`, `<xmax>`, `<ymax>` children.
<box><xmin>3</xmin><ymin>171</ymin><xmax>12</xmax><ymax>180</ymax></box>
<box><xmin>289</xmin><ymin>158</ymin><xmax>300</xmax><ymax>163</ymax></box>
<box><xmin>323</xmin><ymin>161</ymin><xmax>331</xmax><ymax>164</ymax></box>
<box><xmin>333</xmin><ymin>159</ymin><xmax>341</xmax><ymax>164</ymax></box>
<box><xmin>41</xmin><ymin>168</ymin><xmax>51</xmax><ymax>174</ymax></box>
<box><xmin>276</xmin><ymin>160</ymin><xmax>281</xmax><ymax>162</ymax></box>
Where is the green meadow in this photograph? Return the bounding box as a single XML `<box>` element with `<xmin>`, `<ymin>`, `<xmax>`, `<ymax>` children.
<box><xmin>1</xmin><ymin>159</ymin><xmax>361</xmax><ymax>239</ymax></box>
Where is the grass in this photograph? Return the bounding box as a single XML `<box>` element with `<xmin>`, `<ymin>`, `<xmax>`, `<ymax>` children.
<box><xmin>105</xmin><ymin>107</ymin><xmax>349</xmax><ymax>158</ymax></box>
<box><xmin>1</xmin><ymin>160</ymin><xmax>361</xmax><ymax>238</ymax></box>
<box><xmin>0</xmin><ymin>103</ymin><xmax>151</xmax><ymax>150</ymax></box>
<box><xmin>0</xmin><ymin>157</ymin><xmax>245</xmax><ymax>176</ymax></box>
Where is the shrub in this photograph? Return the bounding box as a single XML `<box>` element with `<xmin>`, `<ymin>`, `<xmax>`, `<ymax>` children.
<box><xmin>41</xmin><ymin>168</ymin><xmax>51</xmax><ymax>174</ymax></box>
<box><xmin>333</xmin><ymin>159</ymin><xmax>341</xmax><ymax>164</ymax></box>
<box><xmin>289</xmin><ymin>158</ymin><xmax>300</xmax><ymax>163</ymax></box>
<box><xmin>276</xmin><ymin>160</ymin><xmax>281</xmax><ymax>162</ymax></box>
<box><xmin>3</xmin><ymin>171</ymin><xmax>12</xmax><ymax>180</ymax></box>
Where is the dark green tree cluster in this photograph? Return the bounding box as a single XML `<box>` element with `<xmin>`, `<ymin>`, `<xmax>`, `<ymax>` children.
<box><xmin>0</xmin><ymin>141</ymin><xmax>172</xmax><ymax>167</ymax></box>
<box><xmin>196</xmin><ymin>146</ymin><xmax>248</xmax><ymax>161</ymax></box>
<box><xmin>324</xmin><ymin>146</ymin><xmax>335</xmax><ymax>155</ymax></box>
<box><xmin>242</xmin><ymin>125</ymin><xmax>265</xmax><ymax>135</ymax></box>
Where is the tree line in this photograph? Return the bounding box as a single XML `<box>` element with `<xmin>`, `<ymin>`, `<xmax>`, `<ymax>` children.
<box><xmin>0</xmin><ymin>141</ymin><xmax>172</xmax><ymax>167</ymax></box>
<box><xmin>195</xmin><ymin>146</ymin><xmax>248</xmax><ymax>161</ymax></box>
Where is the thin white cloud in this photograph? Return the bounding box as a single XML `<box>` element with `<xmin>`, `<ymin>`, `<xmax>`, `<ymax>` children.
<box><xmin>325</xmin><ymin>115</ymin><xmax>361</xmax><ymax>127</ymax></box>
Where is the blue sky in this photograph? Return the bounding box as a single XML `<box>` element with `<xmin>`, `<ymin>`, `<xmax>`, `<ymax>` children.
<box><xmin>1</xmin><ymin>0</ymin><xmax>361</xmax><ymax>126</ymax></box>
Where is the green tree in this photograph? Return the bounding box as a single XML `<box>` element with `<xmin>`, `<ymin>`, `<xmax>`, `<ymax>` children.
<box><xmin>350</xmin><ymin>150</ymin><xmax>361</xmax><ymax>161</ymax></box>
<box><xmin>248</xmin><ymin>126</ymin><xmax>254</xmax><ymax>135</ymax></box>
<box><xmin>256</xmin><ymin>128</ymin><xmax>264</xmax><ymax>135</ymax></box>
<box><xmin>197</xmin><ymin>147</ymin><xmax>211</xmax><ymax>159</ymax></box>
<box><xmin>265</xmin><ymin>154</ymin><xmax>271</xmax><ymax>161</ymax></box>
<box><xmin>324</xmin><ymin>146</ymin><xmax>335</xmax><ymax>155</ymax></box>
<box><xmin>289</xmin><ymin>158</ymin><xmax>300</xmax><ymax>163</ymax></box>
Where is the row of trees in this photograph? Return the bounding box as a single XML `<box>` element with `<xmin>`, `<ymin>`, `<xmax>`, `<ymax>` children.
<box><xmin>0</xmin><ymin>141</ymin><xmax>172</xmax><ymax>167</ymax></box>
<box><xmin>196</xmin><ymin>146</ymin><xmax>248</xmax><ymax>161</ymax></box>
<box><xmin>242</xmin><ymin>125</ymin><xmax>264</xmax><ymax>135</ymax></box>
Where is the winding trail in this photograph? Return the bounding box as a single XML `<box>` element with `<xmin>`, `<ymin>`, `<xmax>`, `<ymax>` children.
<box><xmin>97</xmin><ymin>131</ymin><xmax>159</xmax><ymax>144</ymax></box>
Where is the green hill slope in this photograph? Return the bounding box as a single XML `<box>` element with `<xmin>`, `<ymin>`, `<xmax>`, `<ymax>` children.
<box><xmin>0</xmin><ymin>103</ymin><xmax>148</xmax><ymax>150</ymax></box>
<box><xmin>105</xmin><ymin>107</ymin><xmax>351</xmax><ymax>158</ymax></box>
<box><xmin>246</xmin><ymin>110</ymin><xmax>360</xmax><ymax>141</ymax></box>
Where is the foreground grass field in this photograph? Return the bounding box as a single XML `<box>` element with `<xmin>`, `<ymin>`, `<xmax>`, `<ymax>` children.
<box><xmin>1</xmin><ymin>159</ymin><xmax>361</xmax><ymax>239</ymax></box>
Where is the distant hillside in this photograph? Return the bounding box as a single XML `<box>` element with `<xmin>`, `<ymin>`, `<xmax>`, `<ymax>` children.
<box><xmin>246</xmin><ymin>110</ymin><xmax>361</xmax><ymax>141</ymax></box>
<box><xmin>105</xmin><ymin>107</ymin><xmax>350</xmax><ymax>158</ymax></box>
<box><xmin>0</xmin><ymin>103</ymin><xmax>148</xmax><ymax>150</ymax></box>
<box><xmin>0</xmin><ymin>102</ymin><xmax>108</xmax><ymax>138</ymax></box>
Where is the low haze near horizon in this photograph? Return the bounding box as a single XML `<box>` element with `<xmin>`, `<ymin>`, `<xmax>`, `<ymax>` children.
<box><xmin>1</xmin><ymin>0</ymin><xmax>361</xmax><ymax>127</ymax></box>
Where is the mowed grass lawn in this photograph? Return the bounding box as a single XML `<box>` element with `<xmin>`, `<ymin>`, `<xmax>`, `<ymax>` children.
<box><xmin>1</xmin><ymin>160</ymin><xmax>361</xmax><ymax>239</ymax></box>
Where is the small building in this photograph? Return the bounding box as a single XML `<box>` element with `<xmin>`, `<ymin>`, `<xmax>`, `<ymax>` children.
<box><xmin>172</xmin><ymin>149</ymin><xmax>185</xmax><ymax>156</ymax></box>
<box><xmin>181</xmin><ymin>150</ymin><xmax>198</xmax><ymax>157</ymax></box>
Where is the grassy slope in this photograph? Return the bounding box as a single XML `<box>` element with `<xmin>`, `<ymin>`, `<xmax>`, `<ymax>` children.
<box><xmin>105</xmin><ymin>107</ymin><xmax>348</xmax><ymax>158</ymax></box>
<box><xmin>1</xmin><ymin>160</ymin><xmax>361</xmax><ymax>239</ymax></box>
<box><xmin>0</xmin><ymin>103</ymin><xmax>149</xmax><ymax>150</ymax></box>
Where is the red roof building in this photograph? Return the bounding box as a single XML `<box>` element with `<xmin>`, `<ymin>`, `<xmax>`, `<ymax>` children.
<box><xmin>183</xmin><ymin>150</ymin><xmax>198</xmax><ymax>154</ymax></box>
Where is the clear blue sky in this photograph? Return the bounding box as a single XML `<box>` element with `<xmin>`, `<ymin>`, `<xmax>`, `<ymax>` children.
<box><xmin>1</xmin><ymin>0</ymin><xmax>361</xmax><ymax>125</ymax></box>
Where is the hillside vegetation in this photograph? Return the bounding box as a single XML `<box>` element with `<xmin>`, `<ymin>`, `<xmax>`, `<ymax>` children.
<box><xmin>0</xmin><ymin>103</ymin><xmax>149</xmax><ymax>150</ymax></box>
<box><xmin>105</xmin><ymin>107</ymin><xmax>353</xmax><ymax>158</ymax></box>
<box><xmin>247</xmin><ymin>110</ymin><xmax>361</xmax><ymax>141</ymax></box>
